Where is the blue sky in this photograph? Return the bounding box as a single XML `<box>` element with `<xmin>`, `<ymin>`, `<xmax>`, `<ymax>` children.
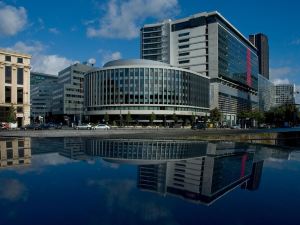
<box><xmin>1</xmin><ymin>0</ymin><xmax>300</xmax><ymax>93</ymax></box>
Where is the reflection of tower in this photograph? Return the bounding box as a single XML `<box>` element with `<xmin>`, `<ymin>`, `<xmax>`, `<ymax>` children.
<box><xmin>243</xmin><ymin>160</ymin><xmax>264</xmax><ymax>191</ymax></box>
<box><xmin>0</xmin><ymin>138</ymin><xmax>31</xmax><ymax>168</ymax></box>
<box><xmin>59</xmin><ymin>138</ymin><xmax>88</xmax><ymax>160</ymax></box>
<box><xmin>138</xmin><ymin>164</ymin><xmax>167</xmax><ymax>194</ymax></box>
<box><xmin>138</xmin><ymin>146</ymin><xmax>256</xmax><ymax>205</ymax></box>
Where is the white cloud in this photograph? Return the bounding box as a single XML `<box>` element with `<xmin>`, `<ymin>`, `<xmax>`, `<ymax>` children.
<box><xmin>6</xmin><ymin>41</ymin><xmax>73</xmax><ymax>74</ymax></box>
<box><xmin>270</xmin><ymin>67</ymin><xmax>293</xmax><ymax>79</ymax></box>
<box><xmin>49</xmin><ymin>27</ymin><xmax>60</xmax><ymax>34</ymax></box>
<box><xmin>33</xmin><ymin>55</ymin><xmax>72</xmax><ymax>74</ymax></box>
<box><xmin>272</xmin><ymin>78</ymin><xmax>291</xmax><ymax>85</ymax></box>
<box><xmin>0</xmin><ymin>2</ymin><xmax>27</xmax><ymax>36</ymax></box>
<box><xmin>6</xmin><ymin>41</ymin><xmax>44</xmax><ymax>54</ymax></box>
<box><xmin>0</xmin><ymin>179</ymin><xmax>28</xmax><ymax>202</ymax></box>
<box><xmin>86</xmin><ymin>0</ymin><xmax>179</xmax><ymax>39</ymax></box>
<box><xmin>291</xmin><ymin>38</ymin><xmax>300</xmax><ymax>45</ymax></box>
<box><xmin>98</xmin><ymin>49</ymin><xmax>122</xmax><ymax>65</ymax></box>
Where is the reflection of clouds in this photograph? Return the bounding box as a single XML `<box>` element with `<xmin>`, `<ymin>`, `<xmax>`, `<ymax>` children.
<box><xmin>87</xmin><ymin>179</ymin><xmax>177</xmax><ymax>223</ymax></box>
<box><xmin>265</xmin><ymin>158</ymin><xmax>300</xmax><ymax>171</ymax></box>
<box><xmin>8</xmin><ymin>153</ymin><xmax>75</xmax><ymax>174</ymax></box>
<box><xmin>99</xmin><ymin>159</ymin><xmax>120</xmax><ymax>169</ymax></box>
<box><xmin>32</xmin><ymin>153</ymin><xmax>74</xmax><ymax>166</ymax></box>
<box><xmin>0</xmin><ymin>179</ymin><xmax>28</xmax><ymax>202</ymax></box>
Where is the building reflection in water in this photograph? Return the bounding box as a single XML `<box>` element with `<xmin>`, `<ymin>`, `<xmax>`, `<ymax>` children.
<box><xmin>62</xmin><ymin>138</ymin><xmax>265</xmax><ymax>205</ymax></box>
<box><xmin>0</xmin><ymin>138</ymin><xmax>31</xmax><ymax>168</ymax></box>
<box><xmin>0</xmin><ymin>137</ymin><xmax>291</xmax><ymax>205</ymax></box>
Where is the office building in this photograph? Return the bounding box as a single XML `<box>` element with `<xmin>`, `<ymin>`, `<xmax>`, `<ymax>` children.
<box><xmin>0</xmin><ymin>49</ymin><xmax>31</xmax><ymax>126</ymax></box>
<box><xmin>30</xmin><ymin>72</ymin><xmax>57</xmax><ymax>122</ymax></box>
<box><xmin>274</xmin><ymin>84</ymin><xmax>295</xmax><ymax>106</ymax></box>
<box><xmin>84</xmin><ymin>59</ymin><xmax>210</xmax><ymax>123</ymax></box>
<box><xmin>52</xmin><ymin>63</ymin><xmax>93</xmax><ymax>124</ymax></box>
<box><xmin>249</xmin><ymin>33</ymin><xmax>269</xmax><ymax>79</ymax></box>
<box><xmin>0</xmin><ymin>138</ymin><xmax>31</xmax><ymax>168</ymax></box>
<box><xmin>258</xmin><ymin>74</ymin><xmax>274</xmax><ymax>111</ymax></box>
<box><xmin>141</xmin><ymin>11</ymin><xmax>259</xmax><ymax>125</ymax></box>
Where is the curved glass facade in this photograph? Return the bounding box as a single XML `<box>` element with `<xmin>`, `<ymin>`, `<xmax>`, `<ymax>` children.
<box><xmin>85</xmin><ymin>61</ymin><xmax>210</xmax><ymax>117</ymax></box>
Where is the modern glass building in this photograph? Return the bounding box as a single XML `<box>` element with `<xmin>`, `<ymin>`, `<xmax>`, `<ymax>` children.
<box><xmin>274</xmin><ymin>84</ymin><xmax>295</xmax><ymax>106</ymax></box>
<box><xmin>141</xmin><ymin>11</ymin><xmax>260</xmax><ymax>125</ymax></box>
<box><xmin>52</xmin><ymin>63</ymin><xmax>93</xmax><ymax>124</ymax></box>
<box><xmin>249</xmin><ymin>33</ymin><xmax>269</xmax><ymax>79</ymax></box>
<box><xmin>258</xmin><ymin>74</ymin><xmax>274</xmax><ymax>111</ymax></box>
<box><xmin>84</xmin><ymin>59</ymin><xmax>210</xmax><ymax>123</ymax></box>
<box><xmin>30</xmin><ymin>72</ymin><xmax>57</xmax><ymax>122</ymax></box>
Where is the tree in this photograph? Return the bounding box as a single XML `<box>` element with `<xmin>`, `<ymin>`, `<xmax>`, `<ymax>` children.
<box><xmin>210</xmin><ymin>108</ymin><xmax>221</xmax><ymax>125</ymax></box>
<box><xmin>126</xmin><ymin>111</ymin><xmax>132</xmax><ymax>126</ymax></box>
<box><xmin>6</xmin><ymin>104</ymin><xmax>16</xmax><ymax>123</ymax></box>
<box><xmin>104</xmin><ymin>113</ymin><xmax>109</xmax><ymax>124</ymax></box>
<box><xmin>149</xmin><ymin>112</ymin><xmax>156</xmax><ymax>126</ymax></box>
<box><xmin>190</xmin><ymin>113</ymin><xmax>196</xmax><ymax>124</ymax></box>
<box><xmin>172</xmin><ymin>113</ymin><xmax>178</xmax><ymax>124</ymax></box>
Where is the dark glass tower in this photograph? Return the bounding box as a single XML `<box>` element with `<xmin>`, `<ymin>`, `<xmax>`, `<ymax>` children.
<box><xmin>249</xmin><ymin>33</ymin><xmax>269</xmax><ymax>79</ymax></box>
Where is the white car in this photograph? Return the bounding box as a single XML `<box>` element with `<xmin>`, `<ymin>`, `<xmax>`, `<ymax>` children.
<box><xmin>74</xmin><ymin>123</ymin><xmax>93</xmax><ymax>130</ymax></box>
<box><xmin>93</xmin><ymin>124</ymin><xmax>110</xmax><ymax>130</ymax></box>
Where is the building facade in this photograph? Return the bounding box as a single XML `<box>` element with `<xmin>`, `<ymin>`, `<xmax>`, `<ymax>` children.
<box><xmin>84</xmin><ymin>59</ymin><xmax>210</xmax><ymax>123</ymax></box>
<box><xmin>141</xmin><ymin>11</ymin><xmax>259</xmax><ymax>125</ymax></box>
<box><xmin>249</xmin><ymin>33</ymin><xmax>269</xmax><ymax>79</ymax></box>
<box><xmin>0</xmin><ymin>49</ymin><xmax>31</xmax><ymax>126</ymax></box>
<box><xmin>274</xmin><ymin>84</ymin><xmax>295</xmax><ymax>106</ymax></box>
<box><xmin>258</xmin><ymin>74</ymin><xmax>274</xmax><ymax>111</ymax></box>
<box><xmin>30</xmin><ymin>72</ymin><xmax>57</xmax><ymax>122</ymax></box>
<box><xmin>52</xmin><ymin>63</ymin><xmax>93</xmax><ymax>124</ymax></box>
<box><xmin>0</xmin><ymin>138</ymin><xmax>31</xmax><ymax>168</ymax></box>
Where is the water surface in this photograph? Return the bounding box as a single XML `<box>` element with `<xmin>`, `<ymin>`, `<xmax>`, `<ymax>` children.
<box><xmin>0</xmin><ymin>137</ymin><xmax>300</xmax><ymax>225</ymax></box>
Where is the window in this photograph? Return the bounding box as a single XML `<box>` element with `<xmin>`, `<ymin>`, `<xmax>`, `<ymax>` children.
<box><xmin>179</xmin><ymin>38</ymin><xmax>189</xmax><ymax>43</ymax></box>
<box><xmin>179</xmin><ymin>60</ymin><xmax>190</xmax><ymax>64</ymax></box>
<box><xmin>5</xmin><ymin>66</ymin><xmax>12</xmax><ymax>83</ymax></box>
<box><xmin>17</xmin><ymin>58</ymin><xmax>23</xmax><ymax>63</ymax></box>
<box><xmin>17</xmin><ymin>107</ymin><xmax>23</xmax><ymax>113</ymax></box>
<box><xmin>179</xmin><ymin>52</ymin><xmax>190</xmax><ymax>57</ymax></box>
<box><xmin>179</xmin><ymin>45</ymin><xmax>189</xmax><ymax>49</ymax></box>
<box><xmin>17</xmin><ymin>88</ymin><xmax>23</xmax><ymax>104</ymax></box>
<box><xmin>6</xmin><ymin>141</ymin><xmax>12</xmax><ymax>148</ymax></box>
<box><xmin>5</xmin><ymin>87</ymin><xmax>11</xmax><ymax>103</ymax></box>
<box><xmin>178</xmin><ymin>32</ymin><xmax>190</xmax><ymax>37</ymax></box>
<box><xmin>5</xmin><ymin>55</ymin><xmax>11</xmax><ymax>61</ymax></box>
<box><xmin>17</xmin><ymin>68</ymin><xmax>24</xmax><ymax>85</ymax></box>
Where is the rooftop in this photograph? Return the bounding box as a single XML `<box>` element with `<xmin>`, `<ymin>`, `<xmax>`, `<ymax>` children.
<box><xmin>0</xmin><ymin>48</ymin><xmax>31</xmax><ymax>58</ymax></box>
<box><xmin>103</xmin><ymin>59</ymin><xmax>169</xmax><ymax>68</ymax></box>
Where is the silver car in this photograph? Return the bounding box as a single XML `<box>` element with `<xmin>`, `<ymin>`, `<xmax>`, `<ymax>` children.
<box><xmin>92</xmin><ymin>124</ymin><xmax>110</xmax><ymax>130</ymax></box>
<box><xmin>74</xmin><ymin>123</ymin><xmax>93</xmax><ymax>130</ymax></box>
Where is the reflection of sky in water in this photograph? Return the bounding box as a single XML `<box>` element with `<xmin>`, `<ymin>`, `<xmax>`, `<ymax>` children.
<box><xmin>0</xmin><ymin>138</ymin><xmax>300</xmax><ymax>225</ymax></box>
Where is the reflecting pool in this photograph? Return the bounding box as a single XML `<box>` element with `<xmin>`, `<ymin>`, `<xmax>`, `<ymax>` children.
<box><xmin>1</xmin><ymin>137</ymin><xmax>300</xmax><ymax>225</ymax></box>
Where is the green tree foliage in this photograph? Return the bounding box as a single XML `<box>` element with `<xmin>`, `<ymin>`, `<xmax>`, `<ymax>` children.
<box><xmin>190</xmin><ymin>113</ymin><xmax>196</xmax><ymax>124</ymax></box>
<box><xmin>149</xmin><ymin>112</ymin><xmax>156</xmax><ymax>125</ymax></box>
<box><xmin>239</xmin><ymin>110</ymin><xmax>265</xmax><ymax>124</ymax></box>
<box><xmin>104</xmin><ymin>113</ymin><xmax>109</xmax><ymax>124</ymax></box>
<box><xmin>126</xmin><ymin>111</ymin><xmax>132</xmax><ymax>126</ymax></box>
<box><xmin>6</xmin><ymin>104</ymin><xmax>16</xmax><ymax>123</ymax></box>
<box><xmin>172</xmin><ymin>113</ymin><xmax>178</xmax><ymax>123</ymax></box>
<box><xmin>210</xmin><ymin>108</ymin><xmax>221</xmax><ymax>124</ymax></box>
<box><xmin>265</xmin><ymin>104</ymin><xmax>299</xmax><ymax>127</ymax></box>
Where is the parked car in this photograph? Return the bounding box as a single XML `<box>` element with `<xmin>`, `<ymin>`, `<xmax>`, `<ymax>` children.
<box><xmin>1</xmin><ymin>122</ymin><xmax>9</xmax><ymax>130</ymax></box>
<box><xmin>22</xmin><ymin>124</ymin><xmax>39</xmax><ymax>130</ymax></box>
<box><xmin>230</xmin><ymin>125</ymin><xmax>241</xmax><ymax>129</ymax></box>
<box><xmin>93</xmin><ymin>124</ymin><xmax>110</xmax><ymax>130</ymax></box>
<box><xmin>192</xmin><ymin>123</ymin><xmax>206</xmax><ymax>130</ymax></box>
<box><xmin>74</xmin><ymin>123</ymin><xmax>93</xmax><ymax>130</ymax></box>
